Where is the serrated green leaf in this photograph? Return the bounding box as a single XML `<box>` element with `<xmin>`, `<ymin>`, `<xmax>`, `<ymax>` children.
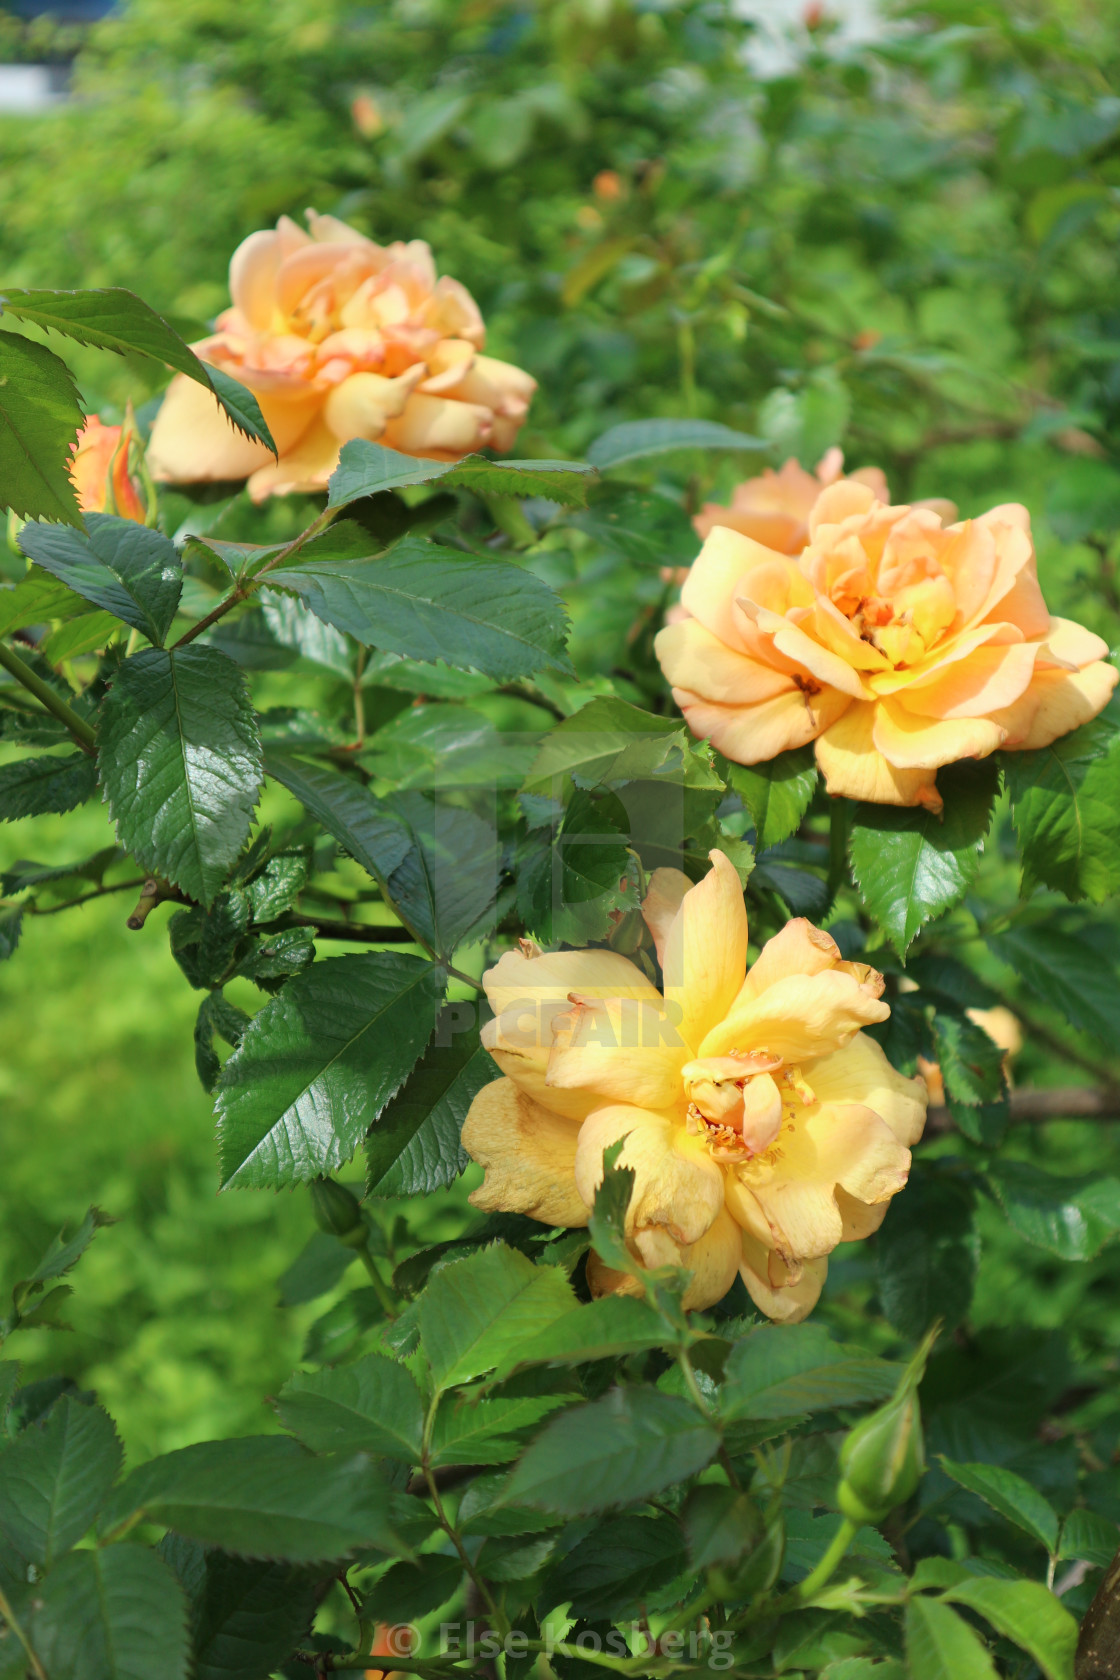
<box><xmin>0</xmin><ymin>329</ymin><xmax>83</xmax><ymax>525</ymax></box>
<box><xmin>216</xmin><ymin>952</ymin><xmax>444</xmax><ymax>1189</ymax></box>
<box><xmin>269</xmin><ymin>537</ymin><xmax>573</xmax><ymax>681</ymax></box>
<box><xmin>495</xmin><ymin>1295</ymin><xmax>671</xmax><ymax>1379</ymax></box>
<box><xmin>275</xmin><ymin>1353</ymin><xmax>424</xmax><ymax>1462</ymax></box>
<box><xmin>877</xmin><ymin>1173</ymin><xmax>978</xmax><ymax>1338</ymax></box>
<box><xmin>987</xmin><ymin>918</ymin><xmax>1120</xmax><ymax>1041</ymax></box>
<box><xmin>430</xmin><ymin>1392</ymin><xmax>573</xmax><ymax>1467</ymax></box>
<box><xmin>193</xmin><ymin>991</ymin><xmax>250</xmax><ymax>1092</ymax></box>
<box><xmin>98</xmin><ymin>647</ymin><xmax>262</xmax><ymax>908</ymax></box>
<box><xmin>985</xmin><ymin>1160</ymin><xmax>1120</xmax><ymax>1261</ymax></box>
<box><xmin>42</xmin><ymin>609</ymin><xmax>123</xmax><ymax>662</ymax></box>
<box><xmin>0</xmin><ymin>751</ymin><xmax>97</xmax><ymax>821</ymax></box>
<box><xmin>721</xmin><ymin>1323</ymin><xmax>903</xmax><ymax>1420</ymax></box>
<box><xmin>20</xmin><ymin>515</ymin><xmax>182</xmax><ymax>645</ymax></box>
<box><xmin>380</xmin><ymin>789</ymin><xmax>500</xmax><ymax>956</ymax></box>
<box><xmin>326</xmin><ymin>438</ymin><xmax>593</xmax><ymax>508</ymax></box>
<box><xmin>522</xmin><ymin>695</ymin><xmax>707</xmax><ymax>799</ymax></box>
<box><xmin>517</xmin><ymin>788</ymin><xmax>637</xmax><ymax>944</ymax></box>
<box><xmin>502</xmin><ymin>1386</ymin><xmax>719</xmax><ymax>1515</ymax></box>
<box><xmin>571</xmin><ymin>480</ymin><xmax>697</xmax><ymax>567</ymax></box>
<box><xmin>586</xmin><ymin>418</ymin><xmax>768</xmax><ymax>469</ymax></box>
<box><xmin>1002</xmin><ymin>695</ymin><xmax>1120</xmax><ymax>901</ymax></box>
<box><xmin>366</xmin><ymin>1008</ymin><xmax>495</xmax><ymax>1196</ymax></box>
<box><xmin>850</xmin><ymin>760</ymin><xmax>999</xmax><ymax>956</ymax></box>
<box><xmin>941</xmin><ymin>1576</ymin><xmax>1077</xmax><ymax>1680</ymax></box>
<box><xmin>29</xmin><ymin>1544</ymin><xmax>190</xmax><ymax>1680</ymax></box>
<box><xmin>264</xmin><ymin>751</ymin><xmax>410</xmax><ymax>883</ymax></box>
<box><xmin>543</xmin><ymin>1514</ymin><xmax>686</xmax><ymax>1618</ymax></box>
<box><xmin>360</xmin><ymin>1554</ymin><xmax>462</xmax><ymax>1624</ymax></box>
<box><xmin>185</xmin><ymin>1552</ymin><xmax>318</xmax><ymax>1680</ymax></box>
<box><xmin>727</xmin><ymin>747</ymin><xmax>818</xmax><ymax>851</ymax></box>
<box><xmin>419</xmin><ymin>1242</ymin><xmax>577</xmax><ymax>1392</ymax></box>
<box><xmin>0</xmin><ymin>287</ymin><xmax>275</xmax><ymax>453</ymax></box>
<box><xmin>0</xmin><ymin>1396</ymin><xmax>121</xmax><ymax>1565</ymax></box>
<box><xmin>0</xmin><ymin>904</ymin><xmax>21</xmax><ymax>961</ymax></box>
<box><xmin>938</xmin><ymin>1457</ymin><xmax>1060</xmax><ymax>1551</ymax></box>
<box><xmin>1059</xmin><ymin>1507</ymin><xmax>1118</xmax><ymax>1566</ymax></box>
<box><xmin>102</xmin><ymin>1437</ymin><xmax>399</xmax><ymax>1562</ymax></box>
<box><xmin>276</xmin><ymin>1232</ymin><xmax>356</xmax><ymax>1309</ymax></box>
<box><xmin>682</xmin><ymin>1484</ymin><xmax>762</xmax><ymax>1572</ymax></box>
<box><xmin>904</xmin><ymin>1596</ymin><xmax>998</xmax><ymax>1680</ymax></box>
<box><xmin>16</xmin><ymin>1205</ymin><xmax>114</xmax><ymax>1301</ymax></box>
<box><xmin>0</xmin><ymin>565</ymin><xmax>90</xmax><ymax>636</ymax></box>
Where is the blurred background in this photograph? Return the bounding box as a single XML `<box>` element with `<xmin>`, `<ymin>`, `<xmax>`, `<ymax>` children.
<box><xmin>3</xmin><ymin>0</ymin><xmax>1120</xmax><ymax>1469</ymax></box>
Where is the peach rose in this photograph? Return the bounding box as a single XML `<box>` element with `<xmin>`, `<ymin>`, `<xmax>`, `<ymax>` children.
<box><xmin>462</xmin><ymin>850</ymin><xmax>926</xmax><ymax>1321</ymax></box>
<box><xmin>656</xmin><ymin>481</ymin><xmax>1118</xmax><ymax>811</ymax></box>
<box><xmin>69</xmin><ymin>411</ymin><xmax>154</xmax><ymax>524</ymax></box>
<box><xmin>147</xmin><ymin>211</ymin><xmax>537</xmax><ymax>501</ymax></box>
<box><xmin>693</xmin><ymin>448</ymin><xmax>890</xmax><ymax>553</ymax></box>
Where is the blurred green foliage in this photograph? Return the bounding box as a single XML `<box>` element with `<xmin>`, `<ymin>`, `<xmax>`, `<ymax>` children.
<box><xmin>4</xmin><ymin>0</ymin><xmax>1120</xmax><ymax>1480</ymax></box>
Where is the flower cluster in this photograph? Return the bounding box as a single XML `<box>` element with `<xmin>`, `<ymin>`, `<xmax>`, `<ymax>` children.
<box><xmin>148</xmin><ymin>211</ymin><xmax>536</xmax><ymax>501</ymax></box>
<box><xmin>657</xmin><ymin>479</ymin><xmax>1117</xmax><ymax>809</ymax></box>
<box><xmin>463</xmin><ymin>850</ymin><xmax>926</xmax><ymax>1320</ymax></box>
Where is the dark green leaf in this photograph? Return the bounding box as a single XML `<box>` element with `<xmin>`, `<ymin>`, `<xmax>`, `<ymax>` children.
<box><xmin>0</xmin><ymin>905</ymin><xmax>21</xmax><ymax>961</ymax></box>
<box><xmin>850</xmin><ymin>760</ymin><xmax>999</xmax><ymax>956</ymax></box>
<box><xmin>0</xmin><ymin>752</ymin><xmax>97</xmax><ymax>821</ymax></box>
<box><xmin>269</xmin><ymin>537</ymin><xmax>573</xmax><ymax>681</ymax></box>
<box><xmin>496</xmin><ymin>1296</ymin><xmax>671</xmax><ymax>1378</ymax></box>
<box><xmin>518</xmin><ymin>789</ymin><xmax>637</xmax><ymax>944</ymax></box>
<box><xmin>503</xmin><ymin>1387</ymin><xmax>719</xmax><ymax>1516</ymax></box>
<box><xmin>1059</xmin><ymin>1508</ymin><xmax>1119</xmax><ymax>1566</ymax></box>
<box><xmin>366</xmin><ymin>1008</ymin><xmax>495</xmax><ymax>1196</ymax></box>
<box><xmin>543</xmin><ymin>1515</ymin><xmax>686</xmax><ymax>1618</ymax></box>
<box><xmin>381</xmin><ymin>789</ymin><xmax>500</xmax><ymax>956</ymax></box>
<box><xmin>103</xmin><ymin>1437</ymin><xmax>399</xmax><ymax>1562</ymax></box>
<box><xmin>0</xmin><ymin>1397</ymin><xmax>121</xmax><ymax>1565</ymax></box>
<box><xmin>216</xmin><ymin>952</ymin><xmax>444</xmax><ymax>1189</ymax></box>
<box><xmin>327</xmin><ymin>438</ymin><xmax>593</xmax><ymax>508</ymax></box>
<box><xmin>275</xmin><ymin>1353</ymin><xmax>424</xmax><ymax>1462</ymax></box>
<box><xmin>0</xmin><ymin>565</ymin><xmax>90</xmax><ymax>636</ymax></box>
<box><xmin>877</xmin><ymin>1173</ymin><xmax>978</xmax><ymax>1338</ymax></box>
<box><xmin>904</xmin><ymin>1597</ymin><xmax>998</xmax><ymax>1680</ymax></box>
<box><xmin>264</xmin><ymin>751</ymin><xmax>410</xmax><ymax>883</ymax></box>
<box><xmin>276</xmin><ymin>1232</ymin><xmax>356</xmax><ymax>1308</ymax></box>
<box><xmin>429</xmin><ymin>1393</ymin><xmax>572</xmax><ymax>1467</ymax></box>
<box><xmin>29</xmin><ymin>1544</ymin><xmax>190</xmax><ymax>1680</ymax></box>
<box><xmin>570</xmin><ymin>480</ymin><xmax>696</xmax><ymax>567</ymax></box>
<box><xmin>939</xmin><ymin>1457</ymin><xmax>1060</xmax><ymax>1551</ymax></box>
<box><xmin>14</xmin><ymin>1205</ymin><xmax>114</xmax><ymax>1305</ymax></box>
<box><xmin>929</xmin><ymin>1010</ymin><xmax>1008</xmax><ymax>1143</ymax></box>
<box><xmin>721</xmin><ymin>1323</ymin><xmax>903</xmax><ymax>1420</ymax></box>
<box><xmin>727</xmin><ymin>748</ymin><xmax>818</xmax><ymax>851</ymax></box>
<box><xmin>360</xmin><ymin>1554</ymin><xmax>462</xmax><ymax>1623</ymax></box>
<box><xmin>301</xmin><ymin>1287</ymin><xmax>387</xmax><ymax>1366</ymax></box>
<box><xmin>587</xmin><ymin>1151</ymin><xmax>639</xmax><ymax>1281</ymax></box>
<box><xmin>682</xmin><ymin>1484</ymin><xmax>763</xmax><ymax>1572</ymax></box>
<box><xmin>98</xmin><ymin>647</ymin><xmax>262</xmax><ymax>908</ymax></box>
<box><xmin>193</xmin><ymin>991</ymin><xmax>250</xmax><ymax>1092</ymax></box>
<box><xmin>940</xmin><ymin>1577</ymin><xmax>1076</xmax><ymax>1680</ymax></box>
<box><xmin>201</xmin><ymin>365</ymin><xmax>278</xmax><ymax>456</ymax></box>
<box><xmin>1002</xmin><ymin>696</ymin><xmax>1120</xmax><ymax>901</ymax></box>
<box><xmin>987</xmin><ymin>918</ymin><xmax>1120</xmax><ymax>1041</ymax></box>
<box><xmin>0</xmin><ymin>329</ymin><xmax>83</xmax><ymax>525</ymax></box>
<box><xmin>985</xmin><ymin>1161</ymin><xmax>1120</xmax><ymax>1261</ymax></box>
<box><xmin>232</xmin><ymin>926</ymin><xmax>316</xmax><ymax>989</ymax></box>
<box><xmin>419</xmin><ymin>1243</ymin><xmax>577</xmax><ymax>1392</ymax></box>
<box><xmin>586</xmin><ymin>418</ymin><xmax>767</xmax><ymax>469</ymax></box>
<box><xmin>522</xmin><ymin>695</ymin><xmax>710</xmax><ymax>798</ymax></box>
<box><xmin>189</xmin><ymin>1553</ymin><xmax>318</xmax><ymax>1680</ymax></box>
<box><xmin>20</xmin><ymin>515</ymin><xmax>182</xmax><ymax>645</ymax></box>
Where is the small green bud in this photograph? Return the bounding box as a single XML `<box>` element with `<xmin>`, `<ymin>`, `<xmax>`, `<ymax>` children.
<box><xmin>309</xmin><ymin>1178</ymin><xmax>367</xmax><ymax>1248</ymax></box>
<box><xmin>835</xmin><ymin>1325</ymin><xmax>937</xmax><ymax>1524</ymax></box>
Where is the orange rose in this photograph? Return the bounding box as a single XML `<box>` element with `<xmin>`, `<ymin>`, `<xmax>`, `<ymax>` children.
<box><xmin>147</xmin><ymin>211</ymin><xmax>537</xmax><ymax>501</ymax></box>
<box><xmin>656</xmin><ymin>480</ymin><xmax>1118</xmax><ymax>811</ymax></box>
<box><xmin>69</xmin><ymin>411</ymin><xmax>153</xmax><ymax>524</ymax></box>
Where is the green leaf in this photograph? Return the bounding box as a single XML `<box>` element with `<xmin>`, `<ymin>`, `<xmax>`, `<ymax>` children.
<box><xmin>0</xmin><ymin>904</ymin><xmax>21</xmax><ymax>960</ymax></box>
<box><xmin>269</xmin><ymin>537</ymin><xmax>573</xmax><ymax>681</ymax></box>
<box><xmin>275</xmin><ymin>1353</ymin><xmax>424</xmax><ymax>1462</ymax></box>
<box><xmin>984</xmin><ymin>1160</ymin><xmax>1120</xmax><ymax>1261</ymax></box>
<box><xmin>938</xmin><ymin>1457</ymin><xmax>1060</xmax><ymax>1551</ymax></box>
<box><xmin>0</xmin><ymin>329</ymin><xmax>83</xmax><ymax>525</ymax></box>
<box><xmin>586</xmin><ymin>418</ymin><xmax>768</xmax><ymax>470</ymax></box>
<box><xmin>98</xmin><ymin>647</ymin><xmax>262</xmax><ymax>908</ymax></box>
<box><xmin>1002</xmin><ymin>696</ymin><xmax>1120</xmax><ymax>901</ymax></box>
<box><xmin>360</xmin><ymin>1554</ymin><xmax>463</xmax><ymax>1624</ymax></box>
<box><xmin>193</xmin><ymin>992</ymin><xmax>250</xmax><ymax>1093</ymax></box>
<box><xmin>502</xmin><ymin>1386</ymin><xmax>719</xmax><ymax>1516</ymax></box>
<box><xmin>877</xmin><ymin>1173</ymin><xmax>978</xmax><ymax>1339</ymax></box>
<box><xmin>42</xmin><ymin>609</ymin><xmax>124</xmax><ymax>662</ymax></box>
<box><xmin>904</xmin><ymin>1596</ymin><xmax>999</xmax><ymax>1680</ymax></box>
<box><xmin>276</xmin><ymin>1232</ymin><xmax>356</xmax><ymax>1308</ymax></box>
<box><xmin>940</xmin><ymin>1577</ymin><xmax>1077</xmax><ymax>1680</ymax></box>
<box><xmin>0</xmin><ymin>287</ymin><xmax>276</xmax><ymax>453</ymax></box>
<box><xmin>1059</xmin><ymin>1507</ymin><xmax>1119</xmax><ymax>1566</ymax></box>
<box><xmin>264</xmin><ymin>751</ymin><xmax>410</xmax><ymax>882</ymax></box>
<box><xmin>495</xmin><ymin>1296</ymin><xmax>671</xmax><ymax>1378</ymax></box>
<box><xmin>184</xmin><ymin>1552</ymin><xmax>319</xmax><ymax>1680</ymax></box>
<box><xmin>0</xmin><ymin>751</ymin><xmax>97</xmax><ymax>821</ymax></box>
<box><xmin>586</xmin><ymin>1150</ymin><xmax>640</xmax><ymax>1281</ymax></box>
<box><xmin>543</xmin><ymin>1515</ymin><xmax>686</xmax><ymax>1618</ymax></box>
<box><xmin>850</xmin><ymin>759</ymin><xmax>999</xmax><ymax>956</ymax></box>
<box><xmin>20</xmin><ymin>515</ymin><xmax>182</xmax><ymax>645</ymax></box>
<box><xmin>366</xmin><ymin>1008</ymin><xmax>495</xmax><ymax>1196</ymax></box>
<box><xmin>419</xmin><ymin>1242</ymin><xmax>577</xmax><ymax>1392</ymax></box>
<box><xmin>522</xmin><ymin>695</ymin><xmax>703</xmax><ymax>798</ymax></box>
<box><xmin>727</xmin><ymin>747</ymin><xmax>818</xmax><ymax>851</ymax></box>
<box><xmin>29</xmin><ymin>1544</ymin><xmax>190</xmax><ymax>1680</ymax></box>
<box><xmin>929</xmin><ymin>1010</ymin><xmax>1008</xmax><ymax>1143</ymax></box>
<box><xmin>570</xmin><ymin>480</ymin><xmax>697</xmax><ymax>568</ymax></box>
<box><xmin>682</xmin><ymin>1484</ymin><xmax>762</xmax><ymax>1571</ymax></box>
<box><xmin>987</xmin><ymin>918</ymin><xmax>1120</xmax><ymax>1042</ymax></box>
<box><xmin>326</xmin><ymin>438</ymin><xmax>594</xmax><ymax>508</ymax></box>
<box><xmin>103</xmin><ymin>1436</ymin><xmax>399</xmax><ymax>1562</ymax></box>
<box><xmin>0</xmin><ymin>1396</ymin><xmax>121</xmax><ymax>1565</ymax></box>
<box><xmin>518</xmin><ymin>789</ymin><xmax>638</xmax><ymax>944</ymax></box>
<box><xmin>380</xmin><ymin>789</ymin><xmax>500</xmax><ymax>956</ymax></box>
<box><xmin>215</xmin><ymin>952</ymin><xmax>444</xmax><ymax>1189</ymax></box>
<box><xmin>721</xmin><ymin>1323</ymin><xmax>903</xmax><ymax>1420</ymax></box>
<box><xmin>13</xmin><ymin>1205</ymin><xmax>114</xmax><ymax>1312</ymax></box>
<box><xmin>0</xmin><ymin>565</ymin><xmax>91</xmax><ymax>636</ymax></box>
<box><xmin>430</xmin><ymin>1393</ymin><xmax>573</xmax><ymax>1467</ymax></box>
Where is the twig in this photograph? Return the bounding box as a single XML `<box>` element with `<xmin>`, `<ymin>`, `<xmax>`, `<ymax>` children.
<box><xmin>171</xmin><ymin>504</ymin><xmax>338</xmax><ymax>650</ymax></box>
<box><xmin>0</xmin><ymin>641</ymin><xmax>97</xmax><ymax>755</ymax></box>
<box><xmin>925</xmin><ymin>1086</ymin><xmax>1120</xmax><ymax>1135</ymax></box>
<box><xmin>281</xmin><ymin>914</ymin><xmax>418</xmax><ymax>944</ymax></box>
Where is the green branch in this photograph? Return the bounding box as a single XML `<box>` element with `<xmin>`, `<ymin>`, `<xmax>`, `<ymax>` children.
<box><xmin>0</xmin><ymin>641</ymin><xmax>97</xmax><ymax>755</ymax></box>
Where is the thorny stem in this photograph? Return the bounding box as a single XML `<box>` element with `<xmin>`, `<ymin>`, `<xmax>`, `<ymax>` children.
<box><xmin>171</xmin><ymin>504</ymin><xmax>340</xmax><ymax>650</ymax></box>
<box><xmin>0</xmin><ymin>641</ymin><xmax>97</xmax><ymax>755</ymax></box>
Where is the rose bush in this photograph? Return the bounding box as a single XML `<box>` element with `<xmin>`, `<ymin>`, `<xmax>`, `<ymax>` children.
<box><xmin>657</xmin><ymin>480</ymin><xmax>1118</xmax><ymax>809</ymax></box>
<box><xmin>147</xmin><ymin>211</ymin><xmax>537</xmax><ymax>499</ymax></box>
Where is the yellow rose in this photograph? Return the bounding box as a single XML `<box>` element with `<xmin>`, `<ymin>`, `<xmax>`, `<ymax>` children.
<box><xmin>656</xmin><ymin>480</ymin><xmax>1118</xmax><ymax>811</ymax></box>
<box><xmin>69</xmin><ymin>411</ymin><xmax>154</xmax><ymax>524</ymax></box>
<box><xmin>148</xmin><ymin>211</ymin><xmax>537</xmax><ymax>501</ymax></box>
<box><xmin>692</xmin><ymin>448</ymin><xmax>892</xmax><ymax>554</ymax></box>
<box><xmin>462</xmin><ymin>850</ymin><xmax>926</xmax><ymax>1321</ymax></box>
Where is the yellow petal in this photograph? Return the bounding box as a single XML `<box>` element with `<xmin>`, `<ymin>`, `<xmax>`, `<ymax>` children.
<box><xmin>633</xmin><ymin>1207</ymin><xmax>743</xmax><ymax>1310</ymax></box>
<box><xmin>660</xmin><ymin>848</ymin><xmax>748</xmax><ymax>1054</ymax></box>
<box><xmin>322</xmin><ymin>367</ymin><xmax>426</xmax><ymax>441</ymax></box>
<box><xmin>655</xmin><ymin>618</ymin><xmax>795</xmax><ymax>705</ymax></box>
<box><xmin>993</xmin><ymin>662</ymin><xmax>1119</xmax><ymax>751</ymax></box>
<box><xmin>680</xmin><ymin>525</ymin><xmax>795</xmax><ymax>651</ymax></box>
<box><xmin>872</xmin><ymin>697</ymin><xmax>1005</xmax><ymax>771</ymax></box>
<box><xmin>738</xmin><ymin>919</ymin><xmax>846</xmax><ymax>1004</ymax></box>
<box><xmin>805</xmin><ymin>1032</ymin><xmax>927</xmax><ymax>1147</ymax></box>
<box><xmin>699</xmin><ymin>968</ymin><xmax>888</xmax><ymax>1062</ymax></box>
<box><xmin>229</xmin><ymin>227</ymin><xmax>283</xmax><ymax>330</ymax></box>
<box><xmin>815</xmin><ymin>701</ymin><xmax>942</xmax><ymax>810</ymax></box>
<box><xmin>739</xmin><ymin>1235</ymin><xmax>827</xmax><ymax>1322</ymax></box>
<box><xmin>640</xmin><ymin>867</ymin><xmax>691</xmax><ymax>967</ymax></box>
<box><xmin>836</xmin><ymin>1188</ymin><xmax>889</xmax><ymax>1242</ymax></box>
<box><xmin>382</xmin><ymin>392</ymin><xmax>492</xmax><ymax>459</ymax></box>
<box><xmin>246</xmin><ymin>415</ymin><xmax>341</xmax><ymax>501</ymax></box>
<box><xmin>545</xmin><ymin>994</ymin><xmax>687</xmax><ymax>1111</ymax></box>
<box><xmin>148</xmin><ymin>373</ymin><xmax>275</xmax><ymax>483</ymax></box>
<box><xmin>673</xmin><ymin>684</ymin><xmax>850</xmax><ymax>766</ymax></box>
<box><xmin>899</xmin><ymin>639</ymin><xmax>1040</xmax><ymax>719</ymax></box>
<box><xmin>573</xmin><ymin>1106</ymin><xmax>725</xmax><ymax>1248</ymax></box>
<box><xmin>463</xmin><ymin>1077</ymin><xmax>587</xmax><ymax>1226</ymax></box>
